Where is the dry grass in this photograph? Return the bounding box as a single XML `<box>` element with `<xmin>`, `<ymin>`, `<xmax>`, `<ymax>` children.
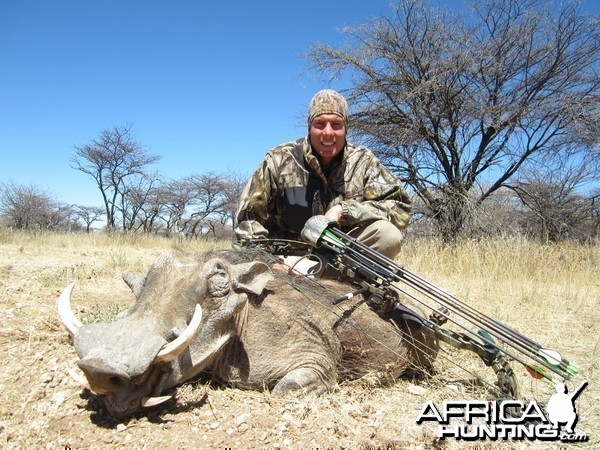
<box><xmin>404</xmin><ymin>237</ymin><xmax>598</xmax><ymax>366</ymax></box>
<box><xmin>401</xmin><ymin>236</ymin><xmax>600</xmax><ymax>448</ymax></box>
<box><xmin>0</xmin><ymin>230</ymin><xmax>598</xmax><ymax>448</ymax></box>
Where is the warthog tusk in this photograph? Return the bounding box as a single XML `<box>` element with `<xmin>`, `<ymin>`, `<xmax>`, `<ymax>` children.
<box><xmin>141</xmin><ymin>395</ymin><xmax>173</xmax><ymax>408</ymax></box>
<box><xmin>66</xmin><ymin>365</ymin><xmax>92</xmax><ymax>391</ymax></box>
<box><xmin>155</xmin><ymin>304</ymin><xmax>203</xmax><ymax>364</ymax></box>
<box><xmin>57</xmin><ymin>282</ymin><xmax>83</xmax><ymax>337</ymax></box>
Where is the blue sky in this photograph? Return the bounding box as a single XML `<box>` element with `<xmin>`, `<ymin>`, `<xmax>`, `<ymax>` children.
<box><xmin>1</xmin><ymin>0</ymin><xmax>598</xmax><ymax>208</ymax></box>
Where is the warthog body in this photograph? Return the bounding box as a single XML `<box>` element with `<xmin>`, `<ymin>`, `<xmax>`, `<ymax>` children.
<box><xmin>58</xmin><ymin>248</ymin><xmax>436</xmax><ymax>418</ymax></box>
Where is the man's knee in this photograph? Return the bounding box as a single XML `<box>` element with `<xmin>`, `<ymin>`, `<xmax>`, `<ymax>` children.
<box><xmin>349</xmin><ymin>220</ymin><xmax>404</xmax><ymax>259</ymax></box>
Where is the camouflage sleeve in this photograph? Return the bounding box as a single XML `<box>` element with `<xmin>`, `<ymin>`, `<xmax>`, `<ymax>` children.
<box><xmin>337</xmin><ymin>157</ymin><xmax>412</xmax><ymax>231</ymax></box>
<box><xmin>234</xmin><ymin>154</ymin><xmax>278</xmax><ymax>239</ymax></box>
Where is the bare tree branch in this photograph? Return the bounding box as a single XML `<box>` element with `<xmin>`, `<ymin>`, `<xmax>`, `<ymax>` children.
<box><xmin>307</xmin><ymin>0</ymin><xmax>600</xmax><ymax>240</ymax></box>
<box><xmin>71</xmin><ymin>124</ymin><xmax>160</xmax><ymax>231</ymax></box>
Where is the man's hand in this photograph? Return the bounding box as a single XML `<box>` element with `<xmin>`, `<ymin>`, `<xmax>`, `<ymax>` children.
<box><xmin>324</xmin><ymin>204</ymin><xmax>343</xmax><ymax>222</ymax></box>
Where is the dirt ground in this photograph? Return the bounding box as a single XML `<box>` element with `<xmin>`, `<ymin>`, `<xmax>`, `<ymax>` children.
<box><xmin>0</xmin><ymin>235</ymin><xmax>597</xmax><ymax>449</ymax></box>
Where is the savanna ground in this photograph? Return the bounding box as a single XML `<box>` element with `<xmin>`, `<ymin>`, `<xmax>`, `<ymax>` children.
<box><xmin>0</xmin><ymin>230</ymin><xmax>598</xmax><ymax>449</ymax></box>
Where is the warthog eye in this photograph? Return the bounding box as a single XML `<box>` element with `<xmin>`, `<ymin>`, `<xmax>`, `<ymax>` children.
<box><xmin>109</xmin><ymin>376</ymin><xmax>127</xmax><ymax>388</ymax></box>
<box><xmin>208</xmin><ymin>270</ymin><xmax>230</xmax><ymax>297</ymax></box>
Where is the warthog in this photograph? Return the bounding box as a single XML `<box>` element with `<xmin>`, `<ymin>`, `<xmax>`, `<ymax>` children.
<box><xmin>57</xmin><ymin>248</ymin><xmax>436</xmax><ymax>418</ymax></box>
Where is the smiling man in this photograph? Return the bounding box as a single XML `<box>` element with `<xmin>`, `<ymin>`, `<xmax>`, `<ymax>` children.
<box><xmin>235</xmin><ymin>89</ymin><xmax>411</xmax><ymax>259</ymax></box>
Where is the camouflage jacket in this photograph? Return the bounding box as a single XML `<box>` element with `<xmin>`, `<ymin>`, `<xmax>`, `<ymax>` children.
<box><xmin>234</xmin><ymin>137</ymin><xmax>412</xmax><ymax>239</ymax></box>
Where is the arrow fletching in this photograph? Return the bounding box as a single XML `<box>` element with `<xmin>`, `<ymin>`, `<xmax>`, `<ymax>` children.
<box><xmin>526</xmin><ymin>364</ymin><xmax>546</xmax><ymax>379</ymax></box>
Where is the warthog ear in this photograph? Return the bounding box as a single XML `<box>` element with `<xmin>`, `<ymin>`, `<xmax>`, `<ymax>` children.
<box><xmin>122</xmin><ymin>271</ymin><xmax>146</xmax><ymax>298</ymax></box>
<box><xmin>231</xmin><ymin>262</ymin><xmax>273</xmax><ymax>296</ymax></box>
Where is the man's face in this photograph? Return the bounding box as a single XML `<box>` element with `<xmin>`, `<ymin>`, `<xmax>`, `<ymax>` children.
<box><xmin>309</xmin><ymin>113</ymin><xmax>346</xmax><ymax>167</ymax></box>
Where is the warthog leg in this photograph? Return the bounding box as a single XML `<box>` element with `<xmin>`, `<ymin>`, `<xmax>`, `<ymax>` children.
<box><xmin>271</xmin><ymin>367</ymin><xmax>333</xmax><ymax>395</ymax></box>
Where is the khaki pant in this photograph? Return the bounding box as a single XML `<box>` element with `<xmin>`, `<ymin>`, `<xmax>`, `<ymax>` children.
<box><xmin>346</xmin><ymin>219</ymin><xmax>404</xmax><ymax>260</ymax></box>
<box><xmin>282</xmin><ymin>219</ymin><xmax>404</xmax><ymax>276</ymax></box>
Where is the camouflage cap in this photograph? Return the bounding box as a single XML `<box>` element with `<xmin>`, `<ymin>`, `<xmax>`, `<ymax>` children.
<box><xmin>307</xmin><ymin>89</ymin><xmax>349</xmax><ymax>125</ymax></box>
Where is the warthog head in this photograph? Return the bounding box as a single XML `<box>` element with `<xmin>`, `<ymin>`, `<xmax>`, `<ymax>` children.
<box><xmin>57</xmin><ymin>251</ymin><xmax>273</xmax><ymax>418</ymax></box>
